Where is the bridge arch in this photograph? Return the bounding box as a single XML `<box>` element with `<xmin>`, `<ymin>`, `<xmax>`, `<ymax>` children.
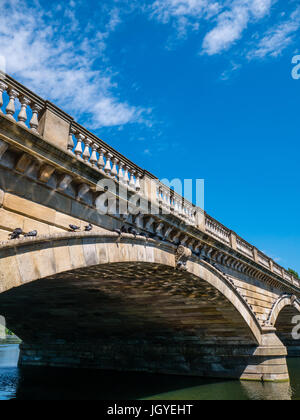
<box><xmin>269</xmin><ymin>295</ymin><xmax>300</xmax><ymax>327</ymax></box>
<box><xmin>0</xmin><ymin>231</ymin><xmax>263</xmax><ymax>345</ymax></box>
<box><xmin>268</xmin><ymin>295</ymin><xmax>300</xmax><ymax>352</ymax></box>
<box><xmin>0</xmin><ymin>232</ymin><xmax>291</xmax><ymax>381</ymax></box>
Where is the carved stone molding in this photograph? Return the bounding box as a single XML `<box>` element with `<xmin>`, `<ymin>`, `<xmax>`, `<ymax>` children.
<box><xmin>175</xmin><ymin>245</ymin><xmax>192</xmax><ymax>271</ymax></box>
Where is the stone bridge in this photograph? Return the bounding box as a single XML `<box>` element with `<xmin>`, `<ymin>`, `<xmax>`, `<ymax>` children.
<box><xmin>0</xmin><ymin>73</ymin><xmax>299</xmax><ymax>382</ymax></box>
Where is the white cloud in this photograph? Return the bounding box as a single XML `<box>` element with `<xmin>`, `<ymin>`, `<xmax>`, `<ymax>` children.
<box><xmin>150</xmin><ymin>0</ymin><xmax>278</xmax><ymax>56</ymax></box>
<box><xmin>151</xmin><ymin>0</ymin><xmax>221</xmax><ymax>37</ymax></box>
<box><xmin>0</xmin><ymin>0</ymin><xmax>146</xmax><ymax>128</ymax></box>
<box><xmin>248</xmin><ymin>6</ymin><xmax>300</xmax><ymax>58</ymax></box>
<box><xmin>202</xmin><ymin>0</ymin><xmax>272</xmax><ymax>55</ymax></box>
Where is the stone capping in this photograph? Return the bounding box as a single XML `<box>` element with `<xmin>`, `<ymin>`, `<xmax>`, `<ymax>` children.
<box><xmin>0</xmin><ymin>72</ymin><xmax>298</xmax><ymax>291</ymax></box>
<box><xmin>0</xmin><ymin>231</ymin><xmax>176</xmax><ymax>253</ymax></box>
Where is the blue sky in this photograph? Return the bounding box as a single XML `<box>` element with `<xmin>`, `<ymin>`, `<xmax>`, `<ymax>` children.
<box><xmin>1</xmin><ymin>0</ymin><xmax>300</xmax><ymax>272</ymax></box>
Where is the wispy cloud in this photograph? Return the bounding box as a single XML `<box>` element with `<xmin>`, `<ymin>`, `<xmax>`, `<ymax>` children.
<box><xmin>0</xmin><ymin>0</ymin><xmax>147</xmax><ymax>128</ymax></box>
<box><xmin>150</xmin><ymin>0</ymin><xmax>274</xmax><ymax>54</ymax></box>
<box><xmin>220</xmin><ymin>61</ymin><xmax>242</xmax><ymax>80</ymax></box>
<box><xmin>247</xmin><ymin>6</ymin><xmax>300</xmax><ymax>59</ymax></box>
<box><xmin>150</xmin><ymin>0</ymin><xmax>220</xmax><ymax>38</ymax></box>
<box><xmin>202</xmin><ymin>0</ymin><xmax>273</xmax><ymax>55</ymax></box>
<box><xmin>149</xmin><ymin>0</ymin><xmax>300</xmax><ymax>61</ymax></box>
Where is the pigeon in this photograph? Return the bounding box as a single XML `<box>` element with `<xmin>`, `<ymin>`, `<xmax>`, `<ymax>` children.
<box><xmin>138</xmin><ymin>232</ymin><xmax>149</xmax><ymax>239</ymax></box>
<box><xmin>69</xmin><ymin>224</ymin><xmax>80</xmax><ymax>232</ymax></box>
<box><xmin>9</xmin><ymin>228</ymin><xmax>23</xmax><ymax>240</ymax></box>
<box><xmin>128</xmin><ymin>227</ymin><xmax>138</xmax><ymax>237</ymax></box>
<box><xmin>24</xmin><ymin>230</ymin><xmax>38</xmax><ymax>238</ymax></box>
<box><xmin>84</xmin><ymin>224</ymin><xmax>93</xmax><ymax>232</ymax></box>
<box><xmin>148</xmin><ymin>232</ymin><xmax>158</xmax><ymax>239</ymax></box>
<box><xmin>114</xmin><ymin>226</ymin><xmax>127</xmax><ymax>236</ymax></box>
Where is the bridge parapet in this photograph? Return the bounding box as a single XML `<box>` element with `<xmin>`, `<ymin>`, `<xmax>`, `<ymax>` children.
<box><xmin>0</xmin><ymin>71</ymin><xmax>299</xmax><ymax>295</ymax></box>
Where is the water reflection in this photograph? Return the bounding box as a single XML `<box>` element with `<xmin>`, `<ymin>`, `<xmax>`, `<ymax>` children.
<box><xmin>240</xmin><ymin>381</ymin><xmax>292</xmax><ymax>401</ymax></box>
<box><xmin>0</xmin><ymin>344</ymin><xmax>299</xmax><ymax>400</ymax></box>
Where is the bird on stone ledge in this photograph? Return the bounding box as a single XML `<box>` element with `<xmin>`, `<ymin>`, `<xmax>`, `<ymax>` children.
<box><xmin>9</xmin><ymin>228</ymin><xmax>23</xmax><ymax>240</ymax></box>
<box><xmin>114</xmin><ymin>225</ymin><xmax>127</xmax><ymax>236</ymax></box>
<box><xmin>24</xmin><ymin>230</ymin><xmax>38</xmax><ymax>238</ymax></box>
<box><xmin>127</xmin><ymin>227</ymin><xmax>138</xmax><ymax>238</ymax></box>
<box><xmin>84</xmin><ymin>223</ymin><xmax>93</xmax><ymax>232</ymax></box>
<box><xmin>69</xmin><ymin>224</ymin><xmax>80</xmax><ymax>232</ymax></box>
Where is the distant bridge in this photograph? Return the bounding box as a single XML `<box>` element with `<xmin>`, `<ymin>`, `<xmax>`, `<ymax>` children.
<box><xmin>0</xmin><ymin>73</ymin><xmax>299</xmax><ymax>382</ymax></box>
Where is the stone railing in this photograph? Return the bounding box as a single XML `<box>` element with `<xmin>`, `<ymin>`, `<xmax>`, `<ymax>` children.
<box><xmin>205</xmin><ymin>215</ymin><xmax>231</xmax><ymax>245</ymax></box>
<box><xmin>0</xmin><ymin>72</ymin><xmax>299</xmax><ymax>290</ymax></box>
<box><xmin>68</xmin><ymin>123</ymin><xmax>143</xmax><ymax>193</ymax></box>
<box><xmin>236</xmin><ymin>237</ymin><xmax>254</xmax><ymax>258</ymax></box>
<box><xmin>257</xmin><ymin>251</ymin><xmax>271</xmax><ymax>269</ymax></box>
<box><xmin>0</xmin><ymin>73</ymin><xmax>44</xmax><ymax>133</ymax></box>
<box><xmin>156</xmin><ymin>182</ymin><xmax>197</xmax><ymax>225</ymax></box>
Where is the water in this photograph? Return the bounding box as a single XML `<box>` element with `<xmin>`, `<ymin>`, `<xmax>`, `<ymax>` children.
<box><xmin>0</xmin><ymin>344</ymin><xmax>300</xmax><ymax>400</ymax></box>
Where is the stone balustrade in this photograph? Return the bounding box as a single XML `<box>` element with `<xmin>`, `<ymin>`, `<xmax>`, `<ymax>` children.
<box><xmin>236</xmin><ymin>237</ymin><xmax>254</xmax><ymax>258</ymax></box>
<box><xmin>68</xmin><ymin>125</ymin><xmax>142</xmax><ymax>193</ymax></box>
<box><xmin>205</xmin><ymin>216</ymin><xmax>231</xmax><ymax>245</ymax></box>
<box><xmin>0</xmin><ymin>72</ymin><xmax>299</xmax><ymax>290</ymax></box>
<box><xmin>273</xmin><ymin>263</ymin><xmax>283</xmax><ymax>277</ymax></box>
<box><xmin>157</xmin><ymin>183</ymin><xmax>197</xmax><ymax>225</ymax></box>
<box><xmin>257</xmin><ymin>251</ymin><xmax>271</xmax><ymax>269</ymax></box>
<box><xmin>0</xmin><ymin>73</ymin><xmax>44</xmax><ymax>133</ymax></box>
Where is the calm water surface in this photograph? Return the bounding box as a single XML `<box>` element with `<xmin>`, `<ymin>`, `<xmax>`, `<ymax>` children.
<box><xmin>0</xmin><ymin>344</ymin><xmax>300</xmax><ymax>400</ymax></box>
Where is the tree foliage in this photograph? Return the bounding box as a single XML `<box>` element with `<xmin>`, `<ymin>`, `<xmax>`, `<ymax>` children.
<box><xmin>288</xmin><ymin>268</ymin><xmax>299</xmax><ymax>279</ymax></box>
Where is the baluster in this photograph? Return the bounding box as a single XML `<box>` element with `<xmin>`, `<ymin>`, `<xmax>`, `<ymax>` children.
<box><xmin>123</xmin><ymin>166</ymin><xmax>129</xmax><ymax>186</ymax></box>
<box><xmin>170</xmin><ymin>195</ymin><xmax>174</xmax><ymax>212</ymax></box>
<box><xmin>179</xmin><ymin>201</ymin><xmax>184</xmax><ymax>217</ymax></box>
<box><xmin>164</xmin><ymin>190</ymin><xmax>170</xmax><ymax>210</ymax></box>
<box><xmin>98</xmin><ymin>148</ymin><xmax>106</xmax><ymax>172</ymax></box>
<box><xmin>158</xmin><ymin>187</ymin><xmax>163</xmax><ymax>206</ymax></box>
<box><xmin>74</xmin><ymin>133</ymin><xmax>85</xmax><ymax>159</ymax></box>
<box><xmin>18</xmin><ymin>96</ymin><xmax>31</xmax><ymax>127</ymax></box>
<box><xmin>0</xmin><ymin>81</ymin><xmax>7</xmax><ymax>113</ymax></box>
<box><xmin>30</xmin><ymin>103</ymin><xmax>42</xmax><ymax>132</ymax></box>
<box><xmin>90</xmin><ymin>143</ymin><xmax>99</xmax><ymax>167</ymax></box>
<box><xmin>104</xmin><ymin>152</ymin><xmax>112</xmax><ymax>175</ymax></box>
<box><xmin>129</xmin><ymin>170</ymin><xmax>136</xmax><ymax>189</ymax></box>
<box><xmin>111</xmin><ymin>157</ymin><xmax>119</xmax><ymax>178</ymax></box>
<box><xmin>174</xmin><ymin>199</ymin><xmax>179</xmax><ymax>214</ymax></box>
<box><xmin>68</xmin><ymin>128</ymin><xmax>76</xmax><ymax>153</ymax></box>
<box><xmin>118</xmin><ymin>162</ymin><xmax>124</xmax><ymax>183</ymax></box>
<box><xmin>6</xmin><ymin>89</ymin><xmax>19</xmax><ymax>120</ymax></box>
<box><xmin>135</xmin><ymin>173</ymin><xmax>141</xmax><ymax>192</ymax></box>
<box><xmin>82</xmin><ymin>137</ymin><xmax>92</xmax><ymax>163</ymax></box>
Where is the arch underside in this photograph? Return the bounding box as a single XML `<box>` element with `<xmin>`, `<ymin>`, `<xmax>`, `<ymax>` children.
<box><xmin>0</xmin><ymin>261</ymin><xmax>261</xmax><ymax>378</ymax></box>
<box><xmin>1</xmin><ymin>262</ymin><xmax>258</xmax><ymax>345</ymax></box>
<box><xmin>275</xmin><ymin>305</ymin><xmax>300</xmax><ymax>355</ymax></box>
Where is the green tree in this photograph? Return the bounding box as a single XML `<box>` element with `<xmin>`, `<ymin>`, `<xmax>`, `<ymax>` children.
<box><xmin>288</xmin><ymin>268</ymin><xmax>299</xmax><ymax>279</ymax></box>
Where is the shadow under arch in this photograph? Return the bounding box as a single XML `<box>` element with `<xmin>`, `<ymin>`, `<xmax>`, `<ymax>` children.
<box><xmin>0</xmin><ymin>232</ymin><xmax>283</xmax><ymax>380</ymax></box>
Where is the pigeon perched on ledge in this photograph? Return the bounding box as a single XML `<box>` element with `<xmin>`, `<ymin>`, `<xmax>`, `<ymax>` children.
<box><xmin>128</xmin><ymin>227</ymin><xmax>138</xmax><ymax>237</ymax></box>
<box><xmin>138</xmin><ymin>232</ymin><xmax>149</xmax><ymax>239</ymax></box>
<box><xmin>84</xmin><ymin>224</ymin><xmax>93</xmax><ymax>232</ymax></box>
<box><xmin>69</xmin><ymin>225</ymin><xmax>80</xmax><ymax>232</ymax></box>
<box><xmin>114</xmin><ymin>226</ymin><xmax>127</xmax><ymax>236</ymax></box>
<box><xmin>9</xmin><ymin>228</ymin><xmax>23</xmax><ymax>239</ymax></box>
<box><xmin>24</xmin><ymin>230</ymin><xmax>38</xmax><ymax>238</ymax></box>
